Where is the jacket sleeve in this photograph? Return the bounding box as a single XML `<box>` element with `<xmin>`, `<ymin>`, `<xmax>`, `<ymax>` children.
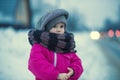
<box><xmin>69</xmin><ymin>53</ymin><xmax>84</xmax><ymax>80</ymax></box>
<box><xmin>28</xmin><ymin>44</ymin><xmax>59</xmax><ymax>80</ymax></box>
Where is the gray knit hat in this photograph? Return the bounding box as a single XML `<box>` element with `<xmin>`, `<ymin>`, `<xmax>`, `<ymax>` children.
<box><xmin>35</xmin><ymin>9</ymin><xmax>69</xmax><ymax>31</ymax></box>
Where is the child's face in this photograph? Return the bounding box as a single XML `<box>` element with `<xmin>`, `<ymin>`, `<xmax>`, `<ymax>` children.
<box><xmin>49</xmin><ymin>23</ymin><xmax>65</xmax><ymax>34</ymax></box>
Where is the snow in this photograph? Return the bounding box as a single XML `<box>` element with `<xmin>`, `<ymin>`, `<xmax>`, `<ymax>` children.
<box><xmin>75</xmin><ymin>32</ymin><xmax>120</xmax><ymax>80</ymax></box>
<box><xmin>0</xmin><ymin>28</ymin><xmax>118</xmax><ymax>80</ymax></box>
<box><xmin>0</xmin><ymin>28</ymin><xmax>34</xmax><ymax>80</ymax></box>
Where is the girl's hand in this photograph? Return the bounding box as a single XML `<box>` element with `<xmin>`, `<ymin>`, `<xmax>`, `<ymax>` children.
<box><xmin>67</xmin><ymin>67</ymin><xmax>74</xmax><ymax>78</ymax></box>
<box><xmin>57</xmin><ymin>73</ymin><xmax>69</xmax><ymax>80</ymax></box>
<box><xmin>57</xmin><ymin>67</ymin><xmax>74</xmax><ymax>80</ymax></box>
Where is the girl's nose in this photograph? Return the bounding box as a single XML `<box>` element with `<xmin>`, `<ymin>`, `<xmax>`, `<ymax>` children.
<box><xmin>56</xmin><ymin>27</ymin><xmax>61</xmax><ymax>31</ymax></box>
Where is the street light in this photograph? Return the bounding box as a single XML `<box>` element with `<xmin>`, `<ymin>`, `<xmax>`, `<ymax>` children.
<box><xmin>90</xmin><ymin>31</ymin><xmax>100</xmax><ymax>40</ymax></box>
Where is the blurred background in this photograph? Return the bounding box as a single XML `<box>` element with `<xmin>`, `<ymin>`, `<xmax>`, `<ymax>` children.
<box><xmin>0</xmin><ymin>0</ymin><xmax>120</xmax><ymax>80</ymax></box>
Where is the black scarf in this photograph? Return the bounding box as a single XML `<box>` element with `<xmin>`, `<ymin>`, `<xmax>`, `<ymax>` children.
<box><xmin>28</xmin><ymin>29</ymin><xmax>76</xmax><ymax>53</ymax></box>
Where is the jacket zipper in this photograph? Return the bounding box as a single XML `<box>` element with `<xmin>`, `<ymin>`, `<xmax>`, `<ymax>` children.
<box><xmin>54</xmin><ymin>52</ymin><xmax>57</xmax><ymax>67</ymax></box>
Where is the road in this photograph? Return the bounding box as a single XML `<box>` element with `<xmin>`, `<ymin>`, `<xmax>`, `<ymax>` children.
<box><xmin>74</xmin><ymin>32</ymin><xmax>120</xmax><ymax>80</ymax></box>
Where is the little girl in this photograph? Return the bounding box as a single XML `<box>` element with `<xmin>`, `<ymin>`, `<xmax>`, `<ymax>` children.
<box><xmin>28</xmin><ymin>9</ymin><xmax>83</xmax><ymax>80</ymax></box>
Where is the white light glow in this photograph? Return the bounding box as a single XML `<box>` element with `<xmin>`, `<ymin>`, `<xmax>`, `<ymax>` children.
<box><xmin>90</xmin><ymin>31</ymin><xmax>100</xmax><ymax>40</ymax></box>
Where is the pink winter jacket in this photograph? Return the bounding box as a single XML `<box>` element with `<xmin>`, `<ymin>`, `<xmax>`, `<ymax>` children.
<box><xmin>28</xmin><ymin>44</ymin><xmax>83</xmax><ymax>80</ymax></box>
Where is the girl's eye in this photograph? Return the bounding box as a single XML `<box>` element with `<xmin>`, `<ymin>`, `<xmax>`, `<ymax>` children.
<box><xmin>53</xmin><ymin>26</ymin><xmax>56</xmax><ymax>28</ymax></box>
<box><xmin>60</xmin><ymin>25</ymin><xmax>64</xmax><ymax>28</ymax></box>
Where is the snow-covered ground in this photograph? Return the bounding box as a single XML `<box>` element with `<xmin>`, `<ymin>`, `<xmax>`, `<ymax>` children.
<box><xmin>0</xmin><ymin>28</ymin><xmax>118</xmax><ymax>80</ymax></box>
<box><xmin>0</xmin><ymin>28</ymin><xmax>34</xmax><ymax>80</ymax></box>
<box><xmin>75</xmin><ymin>33</ymin><xmax>120</xmax><ymax>80</ymax></box>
